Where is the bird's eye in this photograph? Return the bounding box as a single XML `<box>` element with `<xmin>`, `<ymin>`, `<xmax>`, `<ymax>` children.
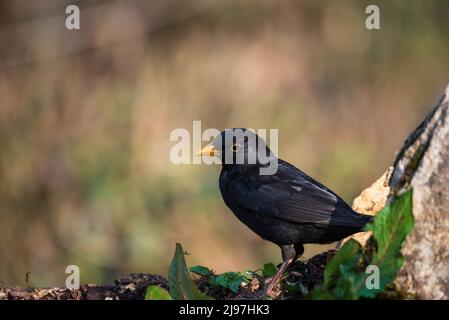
<box><xmin>231</xmin><ymin>144</ymin><xmax>241</xmax><ymax>152</ymax></box>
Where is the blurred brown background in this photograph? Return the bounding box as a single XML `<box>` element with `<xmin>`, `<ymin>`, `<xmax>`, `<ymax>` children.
<box><xmin>0</xmin><ymin>0</ymin><xmax>448</xmax><ymax>287</ymax></box>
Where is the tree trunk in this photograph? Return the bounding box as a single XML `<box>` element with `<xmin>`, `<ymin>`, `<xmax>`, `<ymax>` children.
<box><xmin>349</xmin><ymin>84</ymin><xmax>449</xmax><ymax>299</ymax></box>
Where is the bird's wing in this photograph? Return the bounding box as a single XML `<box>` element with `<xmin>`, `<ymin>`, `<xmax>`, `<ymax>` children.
<box><xmin>221</xmin><ymin>162</ymin><xmax>366</xmax><ymax>228</ymax></box>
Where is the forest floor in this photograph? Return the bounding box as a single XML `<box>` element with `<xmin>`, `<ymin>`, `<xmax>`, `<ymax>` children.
<box><xmin>0</xmin><ymin>251</ymin><xmax>336</xmax><ymax>300</ymax></box>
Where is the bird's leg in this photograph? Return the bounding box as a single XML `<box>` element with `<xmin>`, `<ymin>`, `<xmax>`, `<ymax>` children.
<box><xmin>266</xmin><ymin>244</ymin><xmax>298</xmax><ymax>297</ymax></box>
<box><xmin>294</xmin><ymin>243</ymin><xmax>304</xmax><ymax>260</ymax></box>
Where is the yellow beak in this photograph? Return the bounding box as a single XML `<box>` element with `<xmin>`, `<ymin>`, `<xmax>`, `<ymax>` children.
<box><xmin>196</xmin><ymin>145</ymin><xmax>217</xmax><ymax>157</ymax></box>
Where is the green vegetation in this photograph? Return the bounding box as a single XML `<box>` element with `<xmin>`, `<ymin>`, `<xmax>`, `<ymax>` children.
<box><xmin>145</xmin><ymin>285</ymin><xmax>172</xmax><ymax>300</ymax></box>
<box><xmin>191</xmin><ymin>267</ymin><xmax>253</xmax><ymax>294</ymax></box>
<box><xmin>313</xmin><ymin>189</ymin><xmax>414</xmax><ymax>299</ymax></box>
<box><xmin>149</xmin><ymin>189</ymin><xmax>414</xmax><ymax>300</ymax></box>
<box><xmin>167</xmin><ymin>243</ymin><xmax>213</xmax><ymax>300</ymax></box>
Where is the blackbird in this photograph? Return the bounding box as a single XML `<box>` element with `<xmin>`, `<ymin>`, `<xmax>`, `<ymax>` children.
<box><xmin>197</xmin><ymin>128</ymin><xmax>371</xmax><ymax>296</ymax></box>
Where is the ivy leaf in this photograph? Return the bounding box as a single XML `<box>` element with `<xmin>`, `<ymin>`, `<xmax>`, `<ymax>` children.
<box><xmin>262</xmin><ymin>263</ymin><xmax>277</xmax><ymax>278</ymax></box>
<box><xmin>313</xmin><ymin>240</ymin><xmax>362</xmax><ymax>300</ymax></box>
<box><xmin>323</xmin><ymin>239</ymin><xmax>362</xmax><ymax>288</ymax></box>
<box><xmin>190</xmin><ymin>265</ymin><xmax>213</xmax><ymax>277</ymax></box>
<box><xmin>210</xmin><ymin>271</ymin><xmax>253</xmax><ymax>294</ymax></box>
<box><xmin>144</xmin><ymin>285</ymin><xmax>172</xmax><ymax>300</ymax></box>
<box><xmin>168</xmin><ymin>243</ymin><xmax>214</xmax><ymax>300</ymax></box>
<box><xmin>190</xmin><ymin>264</ymin><xmax>255</xmax><ymax>294</ymax></box>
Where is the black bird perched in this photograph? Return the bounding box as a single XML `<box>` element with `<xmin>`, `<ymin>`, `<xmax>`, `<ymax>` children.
<box><xmin>197</xmin><ymin>128</ymin><xmax>371</xmax><ymax>296</ymax></box>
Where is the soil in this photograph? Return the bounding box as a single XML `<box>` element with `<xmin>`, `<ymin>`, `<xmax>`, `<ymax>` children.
<box><xmin>0</xmin><ymin>273</ymin><xmax>168</xmax><ymax>300</ymax></box>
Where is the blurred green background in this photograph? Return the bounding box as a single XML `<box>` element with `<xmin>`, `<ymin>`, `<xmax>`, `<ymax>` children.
<box><xmin>0</xmin><ymin>0</ymin><xmax>448</xmax><ymax>287</ymax></box>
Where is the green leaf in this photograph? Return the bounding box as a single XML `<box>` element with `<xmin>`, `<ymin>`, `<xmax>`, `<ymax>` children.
<box><xmin>168</xmin><ymin>243</ymin><xmax>214</xmax><ymax>300</ymax></box>
<box><xmin>210</xmin><ymin>271</ymin><xmax>253</xmax><ymax>294</ymax></box>
<box><xmin>190</xmin><ymin>265</ymin><xmax>255</xmax><ymax>294</ymax></box>
<box><xmin>262</xmin><ymin>263</ymin><xmax>277</xmax><ymax>278</ymax></box>
<box><xmin>358</xmin><ymin>189</ymin><xmax>414</xmax><ymax>297</ymax></box>
<box><xmin>333</xmin><ymin>274</ymin><xmax>358</xmax><ymax>300</ymax></box>
<box><xmin>323</xmin><ymin>239</ymin><xmax>362</xmax><ymax>288</ymax></box>
<box><xmin>190</xmin><ymin>265</ymin><xmax>213</xmax><ymax>277</ymax></box>
<box><xmin>311</xmin><ymin>287</ymin><xmax>337</xmax><ymax>300</ymax></box>
<box><xmin>144</xmin><ymin>285</ymin><xmax>172</xmax><ymax>300</ymax></box>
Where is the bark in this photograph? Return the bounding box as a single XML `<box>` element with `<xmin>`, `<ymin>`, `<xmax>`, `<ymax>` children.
<box><xmin>389</xmin><ymin>84</ymin><xmax>449</xmax><ymax>299</ymax></box>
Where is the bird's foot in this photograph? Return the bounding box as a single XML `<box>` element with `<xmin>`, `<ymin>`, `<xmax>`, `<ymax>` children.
<box><xmin>265</xmin><ymin>282</ymin><xmax>281</xmax><ymax>299</ymax></box>
<box><xmin>265</xmin><ymin>257</ymin><xmax>293</xmax><ymax>298</ymax></box>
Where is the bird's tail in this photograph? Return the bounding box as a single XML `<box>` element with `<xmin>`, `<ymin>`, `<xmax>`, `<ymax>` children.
<box><xmin>355</xmin><ymin>212</ymin><xmax>373</xmax><ymax>230</ymax></box>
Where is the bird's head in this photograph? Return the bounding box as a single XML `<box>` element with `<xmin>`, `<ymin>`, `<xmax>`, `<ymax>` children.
<box><xmin>196</xmin><ymin>128</ymin><xmax>275</xmax><ymax>168</ymax></box>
